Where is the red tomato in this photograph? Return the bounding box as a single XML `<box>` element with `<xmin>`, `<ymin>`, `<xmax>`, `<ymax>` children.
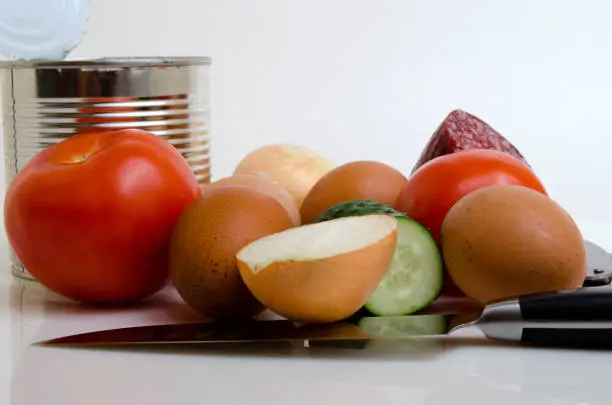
<box><xmin>4</xmin><ymin>129</ymin><xmax>201</xmax><ymax>304</ymax></box>
<box><xmin>394</xmin><ymin>149</ymin><xmax>547</xmax><ymax>243</ymax></box>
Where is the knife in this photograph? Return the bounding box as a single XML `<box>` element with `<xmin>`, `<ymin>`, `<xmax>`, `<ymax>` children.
<box><xmin>583</xmin><ymin>239</ymin><xmax>612</xmax><ymax>287</ymax></box>
<box><xmin>38</xmin><ymin>288</ymin><xmax>612</xmax><ymax>349</ymax></box>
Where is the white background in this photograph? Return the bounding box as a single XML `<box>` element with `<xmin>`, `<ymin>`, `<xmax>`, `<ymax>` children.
<box><xmin>2</xmin><ymin>0</ymin><xmax>612</xmax><ymax>248</ymax></box>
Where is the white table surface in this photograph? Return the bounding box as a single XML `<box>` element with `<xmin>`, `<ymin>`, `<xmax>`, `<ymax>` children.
<box><xmin>0</xmin><ymin>242</ymin><xmax>611</xmax><ymax>405</ymax></box>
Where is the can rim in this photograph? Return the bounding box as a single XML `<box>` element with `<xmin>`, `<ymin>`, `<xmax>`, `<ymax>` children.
<box><xmin>0</xmin><ymin>56</ymin><xmax>212</xmax><ymax>69</ymax></box>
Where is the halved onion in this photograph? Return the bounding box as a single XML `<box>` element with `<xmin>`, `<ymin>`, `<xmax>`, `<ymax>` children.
<box><xmin>236</xmin><ymin>215</ymin><xmax>398</xmax><ymax>323</ymax></box>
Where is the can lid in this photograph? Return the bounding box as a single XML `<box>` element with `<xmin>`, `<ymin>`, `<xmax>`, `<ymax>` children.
<box><xmin>0</xmin><ymin>56</ymin><xmax>213</xmax><ymax>69</ymax></box>
<box><xmin>0</xmin><ymin>0</ymin><xmax>89</xmax><ymax>61</ymax></box>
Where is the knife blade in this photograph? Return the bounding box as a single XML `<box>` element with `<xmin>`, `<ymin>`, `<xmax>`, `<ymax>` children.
<box><xmin>37</xmin><ymin>312</ymin><xmax>458</xmax><ymax>347</ymax></box>
<box><xmin>38</xmin><ymin>288</ymin><xmax>612</xmax><ymax>349</ymax></box>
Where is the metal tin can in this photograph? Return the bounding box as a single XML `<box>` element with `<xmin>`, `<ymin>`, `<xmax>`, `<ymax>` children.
<box><xmin>0</xmin><ymin>56</ymin><xmax>212</xmax><ymax>280</ymax></box>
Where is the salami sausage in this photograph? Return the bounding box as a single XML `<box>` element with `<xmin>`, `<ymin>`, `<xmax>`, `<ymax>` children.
<box><xmin>412</xmin><ymin>109</ymin><xmax>529</xmax><ymax>173</ymax></box>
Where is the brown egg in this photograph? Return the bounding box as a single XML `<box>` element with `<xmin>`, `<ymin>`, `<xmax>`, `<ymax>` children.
<box><xmin>169</xmin><ymin>186</ymin><xmax>294</xmax><ymax>320</ymax></box>
<box><xmin>204</xmin><ymin>173</ymin><xmax>301</xmax><ymax>226</ymax></box>
<box><xmin>441</xmin><ymin>184</ymin><xmax>586</xmax><ymax>304</ymax></box>
<box><xmin>299</xmin><ymin>160</ymin><xmax>408</xmax><ymax>224</ymax></box>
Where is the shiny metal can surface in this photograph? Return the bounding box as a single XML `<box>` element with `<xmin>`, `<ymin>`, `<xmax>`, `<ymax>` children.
<box><xmin>0</xmin><ymin>56</ymin><xmax>212</xmax><ymax>280</ymax></box>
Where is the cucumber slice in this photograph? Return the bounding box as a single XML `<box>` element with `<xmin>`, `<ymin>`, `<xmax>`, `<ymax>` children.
<box><xmin>364</xmin><ymin>216</ymin><xmax>443</xmax><ymax>316</ymax></box>
<box><xmin>358</xmin><ymin>314</ymin><xmax>448</xmax><ymax>337</ymax></box>
<box><xmin>314</xmin><ymin>199</ymin><xmax>404</xmax><ymax>222</ymax></box>
<box><xmin>315</xmin><ymin>200</ymin><xmax>444</xmax><ymax>317</ymax></box>
<box><xmin>357</xmin><ymin>315</ymin><xmax>448</xmax><ymax>353</ymax></box>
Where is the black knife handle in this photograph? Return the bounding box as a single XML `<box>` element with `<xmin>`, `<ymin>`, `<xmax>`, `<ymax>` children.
<box><xmin>521</xmin><ymin>328</ymin><xmax>612</xmax><ymax>349</ymax></box>
<box><xmin>519</xmin><ymin>288</ymin><xmax>612</xmax><ymax>320</ymax></box>
<box><xmin>518</xmin><ymin>288</ymin><xmax>612</xmax><ymax>348</ymax></box>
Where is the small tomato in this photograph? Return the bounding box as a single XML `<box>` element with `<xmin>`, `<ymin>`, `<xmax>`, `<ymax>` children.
<box><xmin>394</xmin><ymin>149</ymin><xmax>547</xmax><ymax>243</ymax></box>
<box><xmin>4</xmin><ymin>129</ymin><xmax>200</xmax><ymax>304</ymax></box>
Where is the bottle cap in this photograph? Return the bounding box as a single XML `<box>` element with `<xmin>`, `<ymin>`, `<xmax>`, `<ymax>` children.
<box><xmin>0</xmin><ymin>0</ymin><xmax>89</xmax><ymax>61</ymax></box>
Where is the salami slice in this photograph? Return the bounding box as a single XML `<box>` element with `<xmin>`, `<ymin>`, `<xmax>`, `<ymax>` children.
<box><xmin>412</xmin><ymin>109</ymin><xmax>529</xmax><ymax>173</ymax></box>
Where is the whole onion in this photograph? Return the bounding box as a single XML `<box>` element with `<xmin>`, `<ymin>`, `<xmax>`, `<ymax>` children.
<box><xmin>233</xmin><ymin>144</ymin><xmax>336</xmax><ymax>208</ymax></box>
